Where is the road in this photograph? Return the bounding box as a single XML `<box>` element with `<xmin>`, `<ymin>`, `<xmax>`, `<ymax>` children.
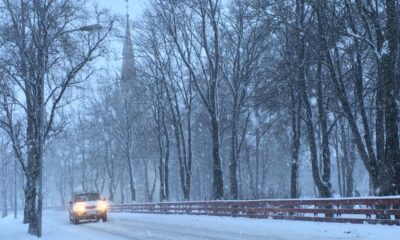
<box><xmin>1</xmin><ymin>210</ymin><xmax>399</xmax><ymax>240</ymax></box>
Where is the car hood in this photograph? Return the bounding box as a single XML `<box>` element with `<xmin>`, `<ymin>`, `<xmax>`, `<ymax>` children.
<box><xmin>84</xmin><ymin>200</ymin><xmax>99</xmax><ymax>207</ymax></box>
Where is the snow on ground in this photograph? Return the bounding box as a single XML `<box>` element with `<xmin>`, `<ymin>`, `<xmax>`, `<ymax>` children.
<box><xmin>1</xmin><ymin>210</ymin><xmax>399</xmax><ymax>240</ymax></box>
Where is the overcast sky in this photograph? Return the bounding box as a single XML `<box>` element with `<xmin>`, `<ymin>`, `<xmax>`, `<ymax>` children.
<box><xmin>91</xmin><ymin>0</ymin><xmax>146</xmax><ymax>75</ymax></box>
<box><xmin>94</xmin><ymin>0</ymin><xmax>145</xmax><ymax>20</ymax></box>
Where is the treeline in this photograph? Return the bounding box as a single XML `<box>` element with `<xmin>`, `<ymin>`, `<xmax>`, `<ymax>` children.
<box><xmin>47</xmin><ymin>0</ymin><xmax>400</xmax><ymax>204</ymax></box>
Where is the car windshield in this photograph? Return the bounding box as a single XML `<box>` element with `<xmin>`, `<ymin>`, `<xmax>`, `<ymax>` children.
<box><xmin>74</xmin><ymin>193</ymin><xmax>99</xmax><ymax>202</ymax></box>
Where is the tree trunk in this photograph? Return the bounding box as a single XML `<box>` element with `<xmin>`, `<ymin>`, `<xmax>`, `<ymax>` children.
<box><xmin>120</xmin><ymin>173</ymin><xmax>125</xmax><ymax>204</ymax></box>
<box><xmin>1</xmin><ymin>149</ymin><xmax>8</xmax><ymax>218</ymax></box>
<box><xmin>316</xmin><ymin>61</ymin><xmax>332</xmax><ymax>197</ymax></box>
<box><xmin>108</xmin><ymin>181</ymin><xmax>114</xmax><ymax>202</ymax></box>
<box><xmin>127</xmin><ymin>155</ymin><xmax>136</xmax><ymax>201</ymax></box>
<box><xmin>26</xmin><ymin>174</ymin><xmax>38</xmax><ymax>235</ymax></box>
<box><xmin>334</xmin><ymin>131</ymin><xmax>343</xmax><ymax>197</ymax></box>
<box><xmin>229</xmin><ymin>99</ymin><xmax>239</xmax><ymax>200</ymax></box>
<box><xmin>156</xmin><ymin>106</ymin><xmax>165</xmax><ymax>202</ymax></box>
<box><xmin>290</xmin><ymin>1</ymin><xmax>304</xmax><ymax>199</ymax></box>
<box><xmin>255</xmin><ymin>126</ymin><xmax>261</xmax><ymax>198</ymax></box>
<box><xmin>14</xmin><ymin>159</ymin><xmax>17</xmax><ymax>219</ymax></box>
<box><xmin>211</xmin><ymin>110</ymin><xmax>224</xmax><ymax>200</ymax></box>
<box><xmin>245</xmin><ymin>138</ymin><xmax>255</xmax><ymax>198</ymax></box>
<box><xmin>346</xmin><ymin>139</ymin><xmax>356</xmax><ymax>197</ymax></box>
<box><xmin>186</xmin><ymin>96</ymin><xmax>193</xmax><ymax>201</ymax></box>
<box><xmin>301</xmin><ymin>82</ymin><xmax>331</xmax><ymax>198</ymax></box>
<box><xmin>149</xmin><ymin>158</ymin><xmax>157</xmax><ymax>202</ymax></box>
<box><xmin>143</xmin><ymin>159</ymin><xmax>150</xmax><ymax>202</ymax></box>
<box><xmin>290</xmin><ymin>85</ymin><xmax>301</xmax><ymax>199</ymax></box>
<box><xmin>162</xmin><ymin>109</ymin><xmax>170</xmax><ymax>201</ymax></box>
<box><xmin>382</xmin><ymin>0</ymin><xmax>400</xmax><ymax>195</ymax></box>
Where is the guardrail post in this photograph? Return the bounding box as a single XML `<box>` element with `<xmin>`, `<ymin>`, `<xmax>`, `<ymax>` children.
<box><xmin>325</xmin><ymin>204</ymin><xmax>333</xmax><ymax>218</ymax></box>
<box><xmin>394</xmin><ymin>203</ymin><xmax>400</xmax><ymax>220</ymax></box>
<box><xmin>313</xmin><ymin>204</ymin><xmax>318</xmax><ymax>217</ymax></box>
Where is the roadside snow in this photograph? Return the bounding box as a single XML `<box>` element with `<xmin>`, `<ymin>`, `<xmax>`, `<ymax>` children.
<box><xmin>0</xmin><ymin>211</ymin><xmax>126</xmax><ymax>240</ymax></box>
<box><xmin>1</xmin><ymin>211</ymin><xmax>399</xmax><ymax>240</ymax></box>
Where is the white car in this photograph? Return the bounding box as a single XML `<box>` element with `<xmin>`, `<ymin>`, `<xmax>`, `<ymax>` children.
<box><xmin>69</xmin><ymin>192</ymin><xmax>108</xmax><ymax>224</ymax></box>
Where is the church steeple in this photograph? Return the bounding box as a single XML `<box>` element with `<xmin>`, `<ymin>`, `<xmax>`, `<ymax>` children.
<box><xmin>121</xmin><ymin>0</ymin><xmax>135</xmax><ymax>84</ymax></box>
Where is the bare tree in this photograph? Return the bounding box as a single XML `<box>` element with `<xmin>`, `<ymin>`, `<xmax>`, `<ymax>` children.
<box><xmin>152</xmin><ymin>0</ymin><xmax>224</xmax><ymax>200</ymax></box>
<box><xmin>0</xmin><ymin>0</ymin><xmax>112</xmax><ymax>236</ymax></box>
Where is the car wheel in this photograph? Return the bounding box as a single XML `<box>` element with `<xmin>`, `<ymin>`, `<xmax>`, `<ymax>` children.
<box><xmin>74</xmin><ymin>217</ymin><xmax>80</xmax><ymax>225</ymax></box>
<box><xmin>102</xmin><ymin>214</ymin><xmax>107</xmax><ymax>222</ymax></box>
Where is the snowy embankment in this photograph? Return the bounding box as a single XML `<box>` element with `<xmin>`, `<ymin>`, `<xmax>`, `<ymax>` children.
<box><xmin>1</xmin><ymin>211</ymin><xmax>399</xmax><ymax>240</ymax></box>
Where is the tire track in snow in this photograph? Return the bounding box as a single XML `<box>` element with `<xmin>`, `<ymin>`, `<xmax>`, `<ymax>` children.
<box><xmin>78</xmin><ymin>213</ymin><xmax>278</xmax><ymax>240</ymax></box>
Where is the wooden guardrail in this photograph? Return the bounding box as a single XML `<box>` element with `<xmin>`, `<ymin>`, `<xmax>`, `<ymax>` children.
<box><xmin>109</xmin><ymin>197</ymin><xmax>400</xmax><ymax>225</ymax></box>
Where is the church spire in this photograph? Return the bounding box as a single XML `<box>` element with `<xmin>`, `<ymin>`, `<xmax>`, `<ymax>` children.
<box><xmin>125</xmin><ymin>0</ymin><xmax>129</xmax><ymax>20</ymax></box>
<box><xmin>121</xmin><ymin>0</ymin><xmax>135</xmax><ymax>84</ymax></box>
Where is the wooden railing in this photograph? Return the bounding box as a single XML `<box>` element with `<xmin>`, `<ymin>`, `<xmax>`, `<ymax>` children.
<box><xmin>109</xmin><ymin>197</ymin><xmax>400</xmax><ymax>225</ymax></box>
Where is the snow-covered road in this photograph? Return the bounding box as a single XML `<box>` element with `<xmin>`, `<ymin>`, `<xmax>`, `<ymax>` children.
<box><xmin>1</xmin><ymin>211</ymin><xmax>399</xmax><ymax>240</ymax></box>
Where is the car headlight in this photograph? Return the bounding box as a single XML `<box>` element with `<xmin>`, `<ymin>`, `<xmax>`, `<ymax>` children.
<box><xmin>73</xmin><ymin>202</ymin><xmax>86</xmax><ymax>213</ymax></box>
<box><xmin>97</xmin><ymin>201</ymin><xmax>108</xmax><ymax>212</ymax></box>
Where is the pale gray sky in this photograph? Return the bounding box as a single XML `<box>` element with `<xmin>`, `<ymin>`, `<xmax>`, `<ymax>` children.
<box><xmin>94</xmin><ymin>0</ymin><xmax>145</xmax><ymax>20</ymax></box>
<box><xmin>89</xmin><ymin>0</ymin><xmax>146</xmax><ymax>77</ymax></box>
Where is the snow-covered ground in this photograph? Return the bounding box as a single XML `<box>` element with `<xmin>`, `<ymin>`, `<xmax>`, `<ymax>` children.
<box><xmin>1</xmin><ymin>211</ymin><xmax>399</xmax><ymax>240</ymax></box>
